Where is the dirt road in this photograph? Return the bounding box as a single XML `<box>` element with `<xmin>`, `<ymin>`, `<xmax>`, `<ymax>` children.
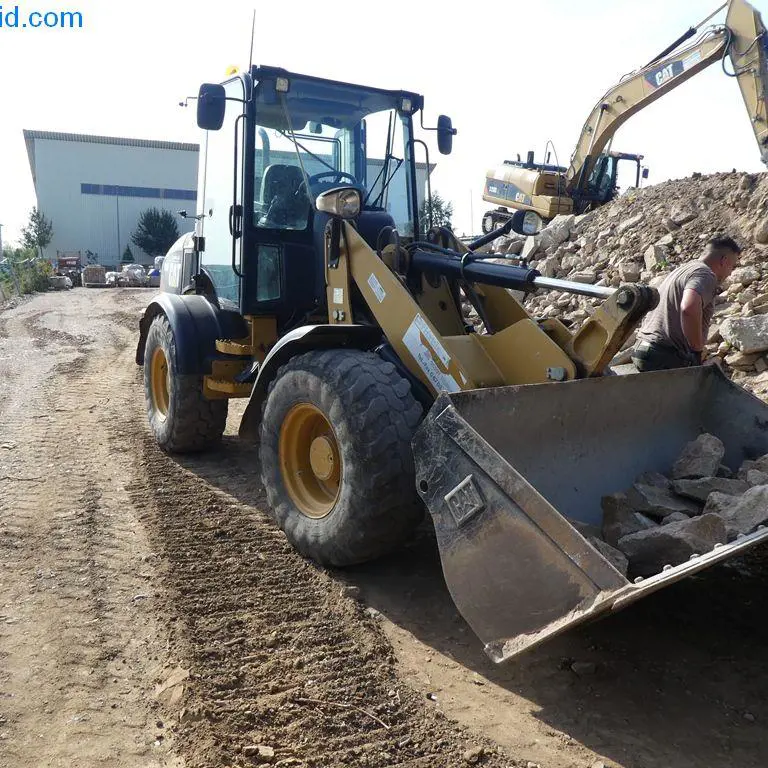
<box><xmin>2</xmin><ymin>288</ymin><xmax>768</xmax><ymax>768</ymax></box>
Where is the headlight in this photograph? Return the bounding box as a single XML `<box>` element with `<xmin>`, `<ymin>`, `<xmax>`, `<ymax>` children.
<box><xmin>315</xmin><ymin>188</ymin><xmax>361</xmax><ymax>219</ymax></box>
<box><xmin>521</xmin><ymin>210</ymin><xmax>542</xmax><ymax>235</ymax></box>
<box><xmin>509</xmin><ymin>209</ymin><xmax>543</xmax><ymax>236</ymax></box>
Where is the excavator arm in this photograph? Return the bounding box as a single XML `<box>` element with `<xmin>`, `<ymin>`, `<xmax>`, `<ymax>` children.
<box><xmin>566</xmin><ymin>0</ymin><xmax>768</xmax><ymax>195</ymax></box>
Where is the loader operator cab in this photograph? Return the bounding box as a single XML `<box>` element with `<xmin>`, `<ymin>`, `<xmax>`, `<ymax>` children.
<box><xmin>193</xmin><ymin>66</ymin><xmax>449</xmax><ymax>333</ymax></box>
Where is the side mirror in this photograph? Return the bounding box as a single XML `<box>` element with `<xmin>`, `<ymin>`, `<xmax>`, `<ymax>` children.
<box><xmin>197</xmin><ymin>83</ymin><xmax>226</xmax><ymax>131</ymax></box>
<box><xmin>316</xmin><ymin>188</ymin><xmax>361</xmax><ymax>219</ymax></box>
<box><xmin>510</xmin><ymin>209</ymin><xmax>542</xmax><ymax>236</ymax></box>
<box><xmin>437</xmin><ymin>115</ymin><xmax>456</xmax><ymax>155</ymax></box>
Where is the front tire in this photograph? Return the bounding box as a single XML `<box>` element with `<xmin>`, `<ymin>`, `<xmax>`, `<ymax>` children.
<box><xmin>143</xmin><ymin>314</ymin><xmax>228</xmax><ymax>452</ymax></box>
<box><xmin>259</xmin><ymin>349</ymin><xmax>424</xmax><ymax>566</ymax></box>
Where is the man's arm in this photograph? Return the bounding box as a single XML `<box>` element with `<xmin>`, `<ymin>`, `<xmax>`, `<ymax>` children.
<box><xmin>680</xmin><ymin>288</ymin><xmax>704</xmax><ymax>352</ymax></box>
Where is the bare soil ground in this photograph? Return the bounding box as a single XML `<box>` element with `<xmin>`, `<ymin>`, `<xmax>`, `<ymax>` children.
<box><xmin>2</xmin><ymin>288</ymin><xmax>768</xmax><ymax>768</ymax></box>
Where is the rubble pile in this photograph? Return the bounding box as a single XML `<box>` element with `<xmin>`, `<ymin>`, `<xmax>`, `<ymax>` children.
<box><xmin>486</xmin><ymin>170</ymin><xmax>768</xmax><ymax>397</ymax></box>
<box><xmin>586</xmin><ymin>433</ymin><xmax>768</xmax><ymax>578</ymax></box>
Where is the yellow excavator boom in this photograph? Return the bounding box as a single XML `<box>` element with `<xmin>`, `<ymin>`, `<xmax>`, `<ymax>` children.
<box><xmin>567</xmin><ymin>0</ymin><xmax>768</xmax><ymax>193</ymax></box>
<box><xmin>482</xmin><ymin>0</ymin><xmax>768</xmax><ymax>227</ymax></box>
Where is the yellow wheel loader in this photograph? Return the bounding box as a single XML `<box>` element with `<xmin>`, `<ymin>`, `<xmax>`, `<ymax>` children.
<box><xmin>138</xmin><ymin>63</ymin><xmax>768</xmax><ymax>662</ymax></box>
<box><xmin>482</xmin><ymin>0</ymin><xmax>768</xmax><ymax>230</ymax></box>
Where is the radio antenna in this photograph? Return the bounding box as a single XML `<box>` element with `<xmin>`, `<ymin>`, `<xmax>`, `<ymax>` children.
<box><xmin>248</xmin><ymin>9</ymin><xmax>256</xmax><ymax>70</ymax></box>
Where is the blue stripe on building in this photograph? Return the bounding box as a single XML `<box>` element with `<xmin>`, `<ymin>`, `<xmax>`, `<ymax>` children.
<box><xmin>81</xmin><ymin>183</ymin><xmax>197</xmax><ymax>201</ymax></box>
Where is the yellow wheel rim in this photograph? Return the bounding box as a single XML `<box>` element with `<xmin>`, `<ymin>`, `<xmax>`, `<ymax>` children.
<box><xmin>279</xmin><ymin>403</ymin><xmax>341</xmax><ymax>519</ymax></box>
<box><xmin>150</xmin><ymin>346</ymin><xmax>170</xmax><ymax>420</ymax></box>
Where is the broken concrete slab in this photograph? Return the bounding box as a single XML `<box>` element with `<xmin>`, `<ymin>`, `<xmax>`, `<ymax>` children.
<box><xmin>601</xmin><ymin>493</ymin><xmax>658</xmax><ymax>547</ymax></box>
<box><xmin>618</xmin><ymin>260</ymin><xmax>642</xmax><ymax>282</ymax></box>
<box><xmin>546</xmin><ymin>214</ymin><xmax>575</xmax><ymax>246</ymax></box>
<box><xmin>729</xmin><ymin>266</ymin><xmax>761</xmax><ymax>287</ymax></box>
<box><xmin>720</xmin><ymin>315</ymin><xmax>768</xmax><ymax>354</ymax></box>
<box><xmin>664</xmin><ymin>512</ymin><xmax>691</xmax><ymax>523</ymax></box>
<box><xmin>745</xmin><ymin>469</ymin><xmax>768</xmax><ymax>487</ymax></box>
<box><xmin>702</xmin><ymin>491</ymin><xmax>734</xmax><ymax>517</ymax></box>
<box><xmin>617</xmin><ymin>513</ymin><xmax>727</xmax><ymax>577</ymax></box>
<box><xmin>626</xmin><ymin>482</ymin><xmax>701</xmax><ymax>519</ymax></box>
<box><xmin>635</xmin><ymin>471</ymin><xmax>671</xmax><ymax>489</ymax></box>
<box><xmin>671</xmin><ymin>434</ymin><xmax>725</xmax><ymax>480</ymax></box>
<box><xmin>567</xmin><ymin>518</ymin><xmax>602</xmax><ymax>540</ymax></box>
<box><xmin>644</xmin><ymin>244</ymin><xmax>667</xmax><ymax>271</ymax></box>
<box><xmin>572</xmin><ymin>210</ymin><xmax>597</xmax><ymax>233</ymax></box>
<box><xmin>570</xmin><ymin>271</ymin><xmax>598</xmax><ymax>284</ymax></box>
<box><xmin>671</xmin><ymin>476</ymin><xmax>749</xmax><ymax>503</ymax></box>
<box><xmin>539</xmin><ymin>255</ymin><xmax>560</xmax><ymax>278</ymax></box>
<box><xmin>669</xmin><ymin>206</ymin><xmax>698</xmax><ymax>226</ymax></box>
<box><xmin>589</xmin><ymin>536</ymin><xmax>629</xmax><ymax>577</ymax></box>
<box><xmin>726</xmin><ymin>351</ymin><xmax>760</xmax><ymax>370</ymax></box>
<box><xmin>715</xmin><ymin>485</ymin><xmax>768</xmax><ymax>540</ymax></box>
<box><xmin>616</xmin><ymin>212</ymin><xmax>644</xmax><ymax>235</ymax></box>
<box><xmin>521</xmin><ymin>236</ymin><xmax>539</xmax><ymax>261</ymax></box>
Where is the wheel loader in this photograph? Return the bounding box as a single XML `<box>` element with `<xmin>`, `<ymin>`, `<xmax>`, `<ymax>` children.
<box><xmin>138</xmin><ymin>62</ymin><xmax>768</xmax><ymax>663</ymax></box>
<box><xmin>482</xmin><ymin>0</ymin><xmax>768</xmax><ymax>231</ymax></box>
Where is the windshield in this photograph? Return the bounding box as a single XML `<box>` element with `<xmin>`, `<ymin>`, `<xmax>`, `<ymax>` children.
<box><xmin>587</xmin><ymin>155</ymin><xmax>617</xmax><ymax>201</ymax></box>
<box><xmin>252</xmin><ymin>75</ymin><xmax>417</xmax><ymax>235</ymax></box>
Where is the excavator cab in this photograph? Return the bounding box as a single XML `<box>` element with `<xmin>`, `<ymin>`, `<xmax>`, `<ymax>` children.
<box><xmin>581</xmin><ymin>152</ymin><xmax>644</xmax><ymax>206</ymax></box>
<box><xmin>585</xmin><ymin>154</ymin><xmax>618</xmax><ymax>202</ymax></box>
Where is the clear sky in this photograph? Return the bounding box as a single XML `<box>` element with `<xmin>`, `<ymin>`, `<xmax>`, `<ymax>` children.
<box><xmin>0</xmin><ymin>0</ymin><xmax>766</xmax><ymax>244</ymax></box>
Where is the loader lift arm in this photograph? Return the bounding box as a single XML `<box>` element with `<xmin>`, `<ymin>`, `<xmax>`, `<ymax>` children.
<box><xmin>567</xmin><ymin>0</ymin><xmax>768</xmax><ymax>198</ymax></box>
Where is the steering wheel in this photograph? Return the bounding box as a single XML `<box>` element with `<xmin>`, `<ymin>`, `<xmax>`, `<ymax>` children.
<box><xmin>307</xmin><ymin>170</ymin><xmax>358</xmax><ymax>186</ymax></box>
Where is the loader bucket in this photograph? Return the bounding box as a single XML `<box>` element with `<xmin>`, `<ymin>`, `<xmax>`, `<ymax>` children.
<box><xmin>412</xmin><ymin>366</ymin><xmax>768</xmax><ymax>663</ymax></box>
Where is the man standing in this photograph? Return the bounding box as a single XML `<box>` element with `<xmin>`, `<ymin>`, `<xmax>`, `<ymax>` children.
<box><xmin>632</xmin><ymin>235</ymin><xmax>741</xmax><ymax>372</ymax></box>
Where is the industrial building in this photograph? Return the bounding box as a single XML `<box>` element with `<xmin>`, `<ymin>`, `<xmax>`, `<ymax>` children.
<box><xmin>24</xmin><ymin>130</ymin><xmax>199</xmax><ymax>268</ymax></box>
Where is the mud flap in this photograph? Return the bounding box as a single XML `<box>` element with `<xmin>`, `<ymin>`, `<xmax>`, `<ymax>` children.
<box><xmin>412</xmin><ymin>366</ymin><xmax>768</xmax><ymax>662</ymax></box>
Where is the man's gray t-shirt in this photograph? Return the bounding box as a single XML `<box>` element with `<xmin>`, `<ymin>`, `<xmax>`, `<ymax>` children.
<box><xmin>636</xmin><ymin>260</ymin><xmax>719</xmax><ymax>354</ymax></box>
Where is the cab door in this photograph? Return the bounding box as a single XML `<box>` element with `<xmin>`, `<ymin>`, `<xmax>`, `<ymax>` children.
<box><xmin>239</xmin><ymin>121</ymin><xmax>321</xmax><ymax>329</ymax></box>
<box><xmin>197</xmin><ymin>76</ymin><xmax>247</xmax><ymax>307</ymax></box>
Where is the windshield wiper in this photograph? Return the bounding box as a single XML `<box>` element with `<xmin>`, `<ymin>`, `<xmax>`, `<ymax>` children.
<box><xmin>278</xmin><ymin>96</ymin><xmax>312</xmax><ymax>193</ymax></box>
<box><xmin>366</xmin><ymin>155</ymin><xmax>403</xmax><ymax>209</ymax></box>
<box><xmin>364</xmin><ymin>112</ymin><xmax>393</xmax><ymax>208</ymax></box>
<box><xmin>277</xmin><ymin>130</ymin><xmax>337</xmax><ymax>174</ymax></box>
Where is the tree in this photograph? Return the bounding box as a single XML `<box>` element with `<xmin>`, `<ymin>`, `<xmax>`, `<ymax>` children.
<box><xmin>20</xmin><ymin>207</ymin><xmax>54</xmax><ymax>258</ymax></box>
<box><xmin>121</xmin><ymin>244</ymin><xmax>135</xmax><ymax>263</ymax></box>
<box><xmin>419</xmin><ymin>192</ymin><xmax>454</xmax><ymax>231</ymax></box>
<box><xmin>131</xmin><ymin>208</ymin><xmax>179</xmax><ymax>258</ymax></box>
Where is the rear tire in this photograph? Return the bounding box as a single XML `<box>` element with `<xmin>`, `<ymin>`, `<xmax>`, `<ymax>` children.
<box><xmin>143</xmin><ymin>314</ymin><xmax>228</xmax><ymax>452</ymax></box>
<box><xmin>259</xmin><ymin>349</ymin><xmax>424</xmax><ymax>566</ymax></box>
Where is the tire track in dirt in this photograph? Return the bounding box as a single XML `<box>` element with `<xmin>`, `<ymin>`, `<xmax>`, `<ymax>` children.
<box><xmin>121</xmin><ymin>425</ymin><xmax>513</xmax><ymax>767</ymax></box>
<box><xmin>0</xmin><ymin>289</ymin><xmax>172</xmax><ymax>768</ymax></box>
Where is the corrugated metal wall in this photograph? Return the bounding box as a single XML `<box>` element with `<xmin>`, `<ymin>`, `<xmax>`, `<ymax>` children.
<box><xmin>33</xmin><ymin>138</ymin><xmax>198</xmax><ymax>267</ymax></box>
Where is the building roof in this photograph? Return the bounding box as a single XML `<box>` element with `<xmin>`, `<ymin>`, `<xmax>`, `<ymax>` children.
<box><xmin>23</xmin><ymin>129</ymin><xmax>199</xmax><ymax>187</ymax></box>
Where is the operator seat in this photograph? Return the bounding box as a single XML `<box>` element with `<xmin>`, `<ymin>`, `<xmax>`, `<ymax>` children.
<box><xmin>261</xmin><ymin>164</ymin><xmax>310</xmax><ymax>229</ymax></box>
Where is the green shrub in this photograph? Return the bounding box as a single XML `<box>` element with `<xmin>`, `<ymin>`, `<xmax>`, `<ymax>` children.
<box><xmin>0</xmin><ymin>249</ymin><xmax>52</xmax><ymax>295</ymax></box>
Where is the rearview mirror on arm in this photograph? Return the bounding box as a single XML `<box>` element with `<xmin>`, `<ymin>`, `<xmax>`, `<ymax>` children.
<box><xmin>437</xmin><ymin>115</ymin><xmax>456</xmax><ymax>155</ymax></box>
<box><xmin>197</xmin><ymin>83</ymin><xmax>226</xmax><ymax>131</ymax></box>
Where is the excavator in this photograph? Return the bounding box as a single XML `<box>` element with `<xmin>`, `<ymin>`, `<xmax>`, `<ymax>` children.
<box><xmin>137</xmin><ymin>4</ymin><xmax>768</xmax><ymax>663</ymax></box>
<box><xmin>481</xmin><ymin>0</ymin><xmax>768</xmax><ymax>232</ymax></box>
